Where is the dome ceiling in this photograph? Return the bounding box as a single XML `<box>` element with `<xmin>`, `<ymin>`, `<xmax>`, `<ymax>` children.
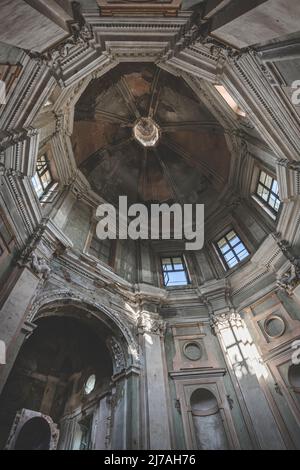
<box><xmin>71</xmin><ymin>63</ymin><xmax>231</xmax><ymax>205</ymax></box>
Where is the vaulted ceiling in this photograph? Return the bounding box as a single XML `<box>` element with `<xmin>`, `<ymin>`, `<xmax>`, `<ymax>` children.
<box><xmin>71</xmin><ymin>63</ymin><xmax>231</xmax><ymax>205</ymax></box>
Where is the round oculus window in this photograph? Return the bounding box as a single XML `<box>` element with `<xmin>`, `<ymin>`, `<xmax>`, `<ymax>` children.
<box><xmin>183</xmin><ymin>342</ymin><xmax>202</xmax><ymax>361</ymax></box>
<box><xmin>84</xmin><ymin>374</ymin><xmax>96</xmax><ymax>395</ymax></box>
<box><xmin>264</xmin><ymin>316</ymin><xmax>285</xmax><ymax>339</ymax></box>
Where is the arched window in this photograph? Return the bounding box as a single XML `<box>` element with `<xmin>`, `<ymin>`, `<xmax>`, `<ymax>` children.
<box><xmin>190</xmin><ymin>388</ymin><xmax>229</xmax><ymax>450</ymax></box>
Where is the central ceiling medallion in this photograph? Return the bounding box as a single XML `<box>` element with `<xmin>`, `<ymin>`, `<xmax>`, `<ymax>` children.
<box><xmin>133</xmin><ymin>117</ymin><xmax>160</xmax><ymax>148</ymax></box>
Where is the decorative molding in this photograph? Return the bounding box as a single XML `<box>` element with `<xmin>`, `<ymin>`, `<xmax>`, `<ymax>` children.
<box><xmin>137</xmin><ymin>311</ymin><xmax>166</xmax><ymax>336</ymax></box>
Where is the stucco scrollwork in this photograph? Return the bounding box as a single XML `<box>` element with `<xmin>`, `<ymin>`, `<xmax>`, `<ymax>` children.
<box><xmin>210</xmin><ymin>311</ymin><xmax>243</xmax><ymax>335</ymax></box>
<box><xmin>30</xmin><ymin>251</ymin><xmax>51</xmax><ymax>280</ymax></box>
<box><xmin>106</xmin><ymin>336</ymin><xmax>126</xmax><ymax>374</ymax></box>
<box><xmin>276</xmin><ymin>238</ymin><xmax>300</xmax><ymax>294</ymax></box>
<box><xmin>137</xmin><ymin>312</ymin><xmax>166</xmax><ymax>336</ymax></box>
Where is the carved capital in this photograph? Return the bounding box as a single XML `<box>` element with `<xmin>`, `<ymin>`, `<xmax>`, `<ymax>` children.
<box><xmin>210</xmin><ymin>311</ymin><xmax>242</xmax><ymax>335</ymax></box>
<box><xmin>137</xmin><ymin>312</ymin><xmax>166</xmax><ymax>336</ymax></box>
<box><xmin>29</xmin><ymin>250</ymin><xmax>51</xmax><ymax>280</ymax></box>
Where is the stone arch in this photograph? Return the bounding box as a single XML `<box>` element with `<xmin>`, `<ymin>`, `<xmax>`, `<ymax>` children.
<box><xmin>5</xmin><ymin>409</ymin><xmax>59</xmax><ymax>450</ymax></box>
<box><xmin>26</xmin><ymin>289</ymin><xmax>140</xmax><ymax>371</ymax></box>
<box><xmin>0</xmin><ymin>290</ymin><xmax>141</xmax><ymax>449</ymax></box>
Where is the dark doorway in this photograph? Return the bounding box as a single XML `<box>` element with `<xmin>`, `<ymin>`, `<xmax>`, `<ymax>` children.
<box><xmin>14</xmin><ymin>417</ymin><xmax>51</xmax><ymax>450</ymax></box>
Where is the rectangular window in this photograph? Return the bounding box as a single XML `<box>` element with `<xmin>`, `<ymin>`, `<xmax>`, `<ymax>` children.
<box><xmin>161</xmin><ymin>255</ymin><xmax>190</xmax><ymax>287</ymax></box>
<box><xmin>216</xmin><ymin>230</ymin><xmax>249</xmax><ymax>270</ymax></box>
<box><xmin>89</xmin><ymin>235</ymin><xmax>111</xmax><ymax>265</ymax></box>
<box><xmin>32</xmin><ymin>154</ymin><xmax>55</xmax><ymax>200</ymax></box>
<box><xmin>256</xmin><ymin>170</ymin><xmax>280</xmax><ymax>213</ymax></box>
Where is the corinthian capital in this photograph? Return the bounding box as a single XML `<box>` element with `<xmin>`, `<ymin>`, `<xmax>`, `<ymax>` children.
<box><xmin>210</xmin><ymin>311</ymin><xmax>242</xmax><ymax>335</ymax></box>
<box><xmin>137</xmin><ymin>312</ymin><xmax>166</xmax><ymax>336</ymax></box>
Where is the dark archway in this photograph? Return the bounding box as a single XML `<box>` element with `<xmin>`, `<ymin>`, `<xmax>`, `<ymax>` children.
<box><xmin>14</xmin><ymin>417</ymin><xmax>51</xmax><ymax>450</ymax></box>
<box><xmin>0</xmin><ymin>315</ymin><xmax>114</xmax><ymax>449</ymax></box>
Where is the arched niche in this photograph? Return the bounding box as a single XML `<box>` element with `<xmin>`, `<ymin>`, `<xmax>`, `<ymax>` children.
<box><xmin>0</xmin><ymin>299</ymin><xmax>139</xmax><ymax>450</ymax></box>
<box><xmin>14</xmin><ymin>417</ymin><xmax>51</xmax><ymax>450</ymax></box>
<box><xmin>5</xmin><ymin>409</ymin><xmax>59</xmax><ymax>450</ymax></box>
<box><xmin>190</xmin><ymin>388</ymin><xmax>229</xmax><ymax>450</ymax></box>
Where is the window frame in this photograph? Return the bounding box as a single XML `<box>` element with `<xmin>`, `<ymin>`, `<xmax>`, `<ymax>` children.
<box><xmin>32</xmin><ymin>154</ymin><xmax>57</xmax><ymax>202</ymax></box>
<box><xmin>89</xmin><ymin>235</ymin><xmax>112</xmax><ymax>265</ymax></box>
<box><xmin>215</xmin><ymin>229</ymin><xmax>250</xmax><ymax>272</ymax></box>
<box><xmin>84</xmin><ymin>222</ymin><xmax>116</xmax><ymax>268</ymax></box>
<box><xmin>255</xmin><ymin>170</ymin><xmax>280</xmax><ymax>215</ymax></box>
<box><xmin>161</xmin><ymin>254</ymin><xmax>191</xmax><ymax>288</ymax></box>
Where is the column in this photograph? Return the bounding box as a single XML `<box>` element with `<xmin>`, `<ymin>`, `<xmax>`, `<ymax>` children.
<box><xmin>212</xmin><ymin>311</ymin><xmax>286</xmax><ymax>450</ymax></box>
<box><xmin>138</xmin><ymin>311</ymin><xmax>172</xmax><ymax>450</ymax></box>
<box><xmin>0</xmin><ymin>265</ymin><xmax>40</xmax><ymax>394</ymax></box>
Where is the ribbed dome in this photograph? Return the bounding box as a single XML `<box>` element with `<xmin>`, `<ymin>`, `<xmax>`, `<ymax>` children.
<box><xmin>71</xmin><ymin>63</ymin><xmax>231</xmax><ymax>206</ymax></box>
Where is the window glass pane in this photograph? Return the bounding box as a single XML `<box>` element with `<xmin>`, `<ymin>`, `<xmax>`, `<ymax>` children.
<box><xmin>162</xmin><ymin>255</ymin><xmax>189</xmax><ymax>286</ymax></box>
<box><xmin>265</xmin><ymin>175</ymin><xmax>272</xmax><ymax>188</ymax></box>
<box><xmin>228</xmin><ymin>258</ymin><xmax>238</xmax><ymax>268</ymax></box>
<box><xmin>257</xmin><ymin>184</ymin><xmax>264</xmax><ymax>197</ymax></box>
<box><xmin>162</xmin><ymin>257</ymin><xmax>171</xmax><ymax>267</ymax></box>
<box><xmin>41</xmin><ymin>170</ymin><xmax>52</xmax><ymax>189</ymax></box>
<box><xmin>224</xmin><ymin>251</ymin><xmax>235</xmax><ymax>263</ymax></box>
<box><xmin>32</xmin><ymin>155</ymin><xmax>54</xmax><ymax>199</ymax></box>
<box><xmin>234</xmin><ymin>243</ymin><xmax>245</xmax><ymax>255</ymax></box>
<box><xmin>261</xmin><ymin>188</ymin><xmax>269</xmax><ymax>201</ymax></box>
<box><xmin>229</xmin><ymin>236</ymin><xmax>240</xmax><ymax>247</ymax></box>
<box><xmin>256</xmin><ymin>170</ymin><xmax>280</xmax><ymax>214</ymax></box>
<box><xmin>238</xmin><ymin>249</ymin><xmax>249</xmax><ymax>261</ymax></box>
<box><xmin>226</xmin><ymin>231</ymin><xmax>236</xmax><ymax>241</ymax></box>
<box><xmin>269</xmin><ymin>194</ymin><xmax>277</xmax><ymax>208</ymax></box>
<box><xmin>90</xmin><ymin>236</ymin><xmax>111</xmax><ymax>263</ymax></box>
<box><xmin>166</xmin><ymin>270</ymin><xmax>188</xmax><ymax>286</ymax></box>
<box><xmin>216</xmin><ymin>230</ymin><xmax>249</xmax><ymax>270</ymax></box>
<box><xmin>32</xmin><ymin>173</ymin><xmax>43</xmax><ymax>198</ymax></box>
<box><xmin>220</xmin><ymin>243</ymin><xmax>230</xmax><ymax>254</ymax></box>
<box><xmin>272</xmin><ymin>180</ymin><xmax>279</xmax><ymax>194</ymax></box>
<box><xmin>217</xmin><ymin>238</ymin><xmax>227</xmax><ymax>248</ymax></box>
<box><xmin>163</xmin><ymin>271</ymin><xmax>170</xmax><ymax>285</ymax></box>
<box><xmin>173</xmin><ymin>257</ymin><xmax>184</xmax><ymax>270</ymax></box>
<box><xmin>260</xmin><ymin>171</ymin><xmax>266</xmax><ymax>184</ymax></box>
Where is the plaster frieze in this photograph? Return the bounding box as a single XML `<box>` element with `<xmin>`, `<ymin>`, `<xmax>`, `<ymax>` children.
<box><xmin>106</xmin><ymin>336</ymin><xmax>127</xmax><ymax>375</ymax></box>
<box><xmin>275</xmin><ymin>237</ymin><xmax>300</xmax><ymax>295</ymax></box>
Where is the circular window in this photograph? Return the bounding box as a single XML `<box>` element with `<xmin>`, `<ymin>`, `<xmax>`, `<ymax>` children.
<box><xmin>84</xmin><ymin>374</ymin><xmax>96</xmax><ymax>395</ymax></box>
<box><xmin>183</xmin><ymin>342</ymin><xmax>202</xmax><ymax>361</ymax></box>
<box><xmin>288</xmin><ymin>364</ymin><xmax>300</xmax><ymax>392</ymax></box>
<box><xmin>264</xmin><ymin>316</ymin><xmax>285</xmax><ymax>339</ymax></box>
